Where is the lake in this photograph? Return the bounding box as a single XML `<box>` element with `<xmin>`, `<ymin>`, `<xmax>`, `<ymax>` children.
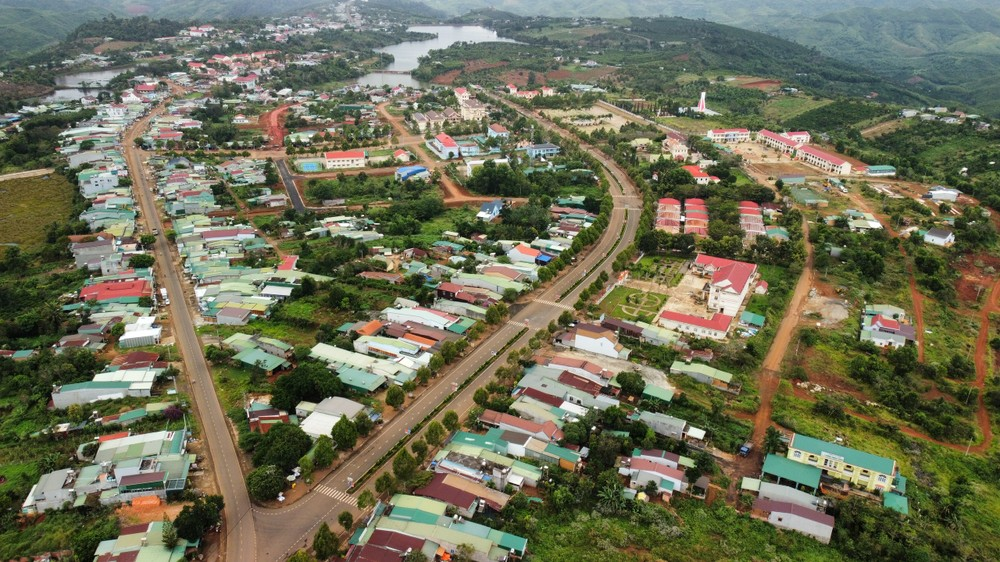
<box><xmin>355</xmin><ymin>25</ymin><xmax>514</xmax><ymax>89</ymax></box>
<box><xmin>43</xmin><ymin>67</ymin><xmax>132</xmax><ymax>102</ymax></box>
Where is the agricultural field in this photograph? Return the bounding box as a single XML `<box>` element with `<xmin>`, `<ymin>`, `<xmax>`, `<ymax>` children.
<box><xmin>598</xmin><ymin>286</ymin><xmax>667</xmax><ymax>322</ymax></box>
<box><xmin>763</xmin><ymin>95</ymin><xmax>833</xmax><ymax>123</ymax></box>
<box><xmin>0</xmin><ymin>174</ymin><xmax>75</xmax><ymax>247</ymax></box>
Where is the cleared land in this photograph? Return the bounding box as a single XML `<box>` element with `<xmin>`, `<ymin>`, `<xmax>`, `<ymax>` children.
<box><xmin>0</xmin><ymin>174</ymin><xmax>74</xmax><ymax>247</ymax></box>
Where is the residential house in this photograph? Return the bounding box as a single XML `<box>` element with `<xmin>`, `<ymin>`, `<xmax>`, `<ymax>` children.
<box><xmin>323</xmin><ymin>150</ymin><xmax>366</xmax><ymax>169</ymax></box>
<box><xmin>427</xmin><ymin>133</ymin><xmax>461</xmax><ymax>159</ymax></box>
<box><xmin>525</xmin><ymin>143</ymin><xmax>560</xmax><ymax>159</ymax></box>
<box><xmin>692</xmin><ymin>254</ymin><xmax>758</xmax><ymax>316</ymax></box>
<box><xmin>556</xmin><ymin>323</ymin><xmax>631</xmax><ymax>359</ymax></box>
<box><xmin>786</xmin><ymin>433</ymin><xmax>900</xmax><ymax>493</ymax></box>
<box><xmin>477</xmin><ymin>199</ymin><xmax>504</xmax><ymax>221</ymax></box>
<box><xmin>669</xmin><ymin>360</ymin><xmax>735</xmax><ymax>392</ymax></box>
<box><xmin>752</xmin><ymin>499</ymin><xmax>835</xmax><ymax>544</ymax></box>
<box><xmin>923</xmin><ymin>227</ymin><xmax>955</xmax><ymax>247</ymax></box>
<box><xmin>297</xmin><ymin>396</ymin><xmax>366</xmax><ymax>440</ymax></box>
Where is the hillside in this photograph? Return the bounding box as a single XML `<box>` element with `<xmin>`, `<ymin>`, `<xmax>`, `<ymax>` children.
<box><xmin>0</xmin><ymin>0</ymin><xmax>323</xmax><ymax>56</ymax></box>
<box><xmin>762</xmin><ymin>7</ymin><xmax>1000</xmax><ymax>115</ymax></box>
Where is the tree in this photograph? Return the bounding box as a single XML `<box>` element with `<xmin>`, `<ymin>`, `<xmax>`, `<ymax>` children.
<box><xmin>392</xmin><ymin>450</ymin><xmax>418</xmax><ymax>483</ymax></box>
<box><xmin>440</xmin><ymin>340</ymin><xmax>458</xmax><ymax>363</ymax></box>
<box><xmin>331</xmin><ymin>416</ymin><xmax>359</xmax><ymax>450</ymax></box>
<box><xmin>70</xmin><ymin>517</ymin><xmax>119</xmax><ymax>562</ymax></box>
<box><xmin>161</xmin><ymin>515</ymin><xmax>178</xmax><ymax>549</ymax></box>
<box><xmin>473</xmin><ymin>387</ymin><xmax>490</xmax><ymax>406</ymax></box>
<box><xmin>313</xmin><ymin>522</ymin><xmax>339</xmax><ymax>560</ymax></box>
<box><xmin>357</xmin><ymin>489</ymin><xmax>376</xmax><ymax>510</ymax></box>
<box><xmin>140</xmin><ymin>234</ymin><xmax>156</xmax><ymax>247</ymax></box>
<box><xmin>313</xmin><ymin>435</ymin><xmax>336</xmax><ymax>468</ymax></box>
<box><xmin>443</xmin><ymin>410</ymin><xmax>460</xmax><ymax>432</ymax></box>
<box><xmin>385</xmin><ymin>385</ymin><xmax>405</xmax><ymax>410</ymax></box>
<box><xmin>617</xmin><ymin>371</ymin><xmax>646</xmax><ymax>396</ymax></box>
<box><xmin>375</xmin><ymin>472</ymin><xmax>397</xmax><ymax>496</ymax></box>
<box><xmin>429</xmin><ymin>354</ymin><xmax>445</xmax><ymax>372</ymax></box>
<box><xmin>416</xmin><ymin>366</ymin><xmax>432</xmax><ymax>386</ymax></box>
<box><xmin>128</xmin><ymin>253</ymin><xmax>155</xmax><ymax>268</ymax></box>
<box><xmin>247</xmin><ymin>465</ymin><xmax>286</xmax><ymax>501</ymax></box>
<box><xmin>411</xmin><ymin>438</ymin><xmax>429</xmax><ymax>463</ymax></box>
<box><xmin>252</xmin><ymin>423</ymin><xmax>313</xmax><ymax>472</ymax></box>
<box><xmin>299</xmin><ymin>455</ymin><xmax>314</xmax><ymax>482</ymax></box>
<box><xmin>425</xmin><ymin>421</ymin><xmax>445</xmax><ymax>446</ymax></box>
<box><xmin>338</xmin><ymin>510</ymin><xmax>354</xmax><ymax>532</ymax></box>
<box><xmin>288</xmin><ymin>550</ymin><xmax>318</xmax><ymax>562</ymax></box>
<box><xmin>763</xmin><ymin>426</ymin><xmax>783</xmax><ymax>455</ymax></box>
<box><xmin>354</xmin><ymin>412</ymin><xmax>375</xmax><ymax>437</ymax></box>
<box><xmin>174</xmin><ymin>495</ymin><xmax>225</xmax><ymax>541</ymax></box>
<box><xmin>558</xmin><ymin>310</ymin><xmax>575</xmax><ymax>326</ymax></box>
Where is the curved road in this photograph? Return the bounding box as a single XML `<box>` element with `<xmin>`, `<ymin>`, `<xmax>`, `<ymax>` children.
<box><xmin>125</xmin><ymin>93</ymin><xmax>643</xmax><ymax>561</ymax></box>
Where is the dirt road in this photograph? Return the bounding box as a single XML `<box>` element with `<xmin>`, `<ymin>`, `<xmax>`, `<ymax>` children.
<box><xmin>0</xmin><ymin>168</ymin><xmax>55</xmax><ymax>182</ymax></box>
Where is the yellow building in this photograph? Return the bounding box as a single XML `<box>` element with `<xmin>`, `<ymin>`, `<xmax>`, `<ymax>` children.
<box><xmin>786</xmin><ymin>433</ymin><xmax>898</xmax><ymax>493</ymax></box>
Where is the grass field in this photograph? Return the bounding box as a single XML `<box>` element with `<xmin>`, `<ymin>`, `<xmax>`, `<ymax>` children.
<box><xmin>764</xmin><ymin>96</ymin><xmax>832</xmax><ymax>122</ymax></box>
<box><xmin>0</xmin><ymin>174</ymin><xmax>74</xmax><ymax>247</ymax></box>
<box><xmin>599</xmin><ymin>286</ymin><xmax>667</xmax><ymax>321</ymax></box>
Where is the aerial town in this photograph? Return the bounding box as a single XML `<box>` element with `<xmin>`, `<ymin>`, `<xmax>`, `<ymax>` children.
<box><xmin>0</xmin><ymin>1</ymin><xmax>999</xmax><ymax>561</ymax></box>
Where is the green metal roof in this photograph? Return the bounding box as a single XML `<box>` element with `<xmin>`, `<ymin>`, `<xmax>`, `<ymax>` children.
<box><xmin>789</xmin><ymin>433</ymin><xmax>896</xmax><ymax>475</ymax></box>
<box><xmin>233</xmin><ymin>347</ymin><xmax>289</xmax><ymax>371</ymax></box>
<box><xmin>763</xmin><ymin>454</ymin><xmax>821</xmax><ymax>489</ymax></box>
<box><xmin>741</xmin><ymin>311</ymin><xmax>766</xmax><ymax>327</ymax></box>
<box><xmin>669</xmin><ymin>360</ymin><xmax>734</xmax><ymax>384</ymax></box>
<box><xmin>883</xmin><ymin>493</ymin><xmax>909</xmax><ymax>515</ymax></box>
<box><xmin>337</xmin><ymin>367</ymin><xmax>387</xmax><ymax>392</ymax></box>
<box><xmin>641</xmin><ymin>385</ymin><xmax>675</xmax><ymax>403</ymax></box>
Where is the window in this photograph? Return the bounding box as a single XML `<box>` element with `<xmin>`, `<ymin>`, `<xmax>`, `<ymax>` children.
<box><xmin>823</xmin><ymin>458</ymin><xmax>837</xmax><ymax>469</ymax></box>
<box><xmin>844</xmin><ymin>465</ymin><xmax>854</xmax><ymax>473</ymax></box>
<box><xmin>792</xmin><ymin>451</ymin><xmax>802</xmax><ymax>459</ymax></box>
<box><xmin>877</xmin><ymin>475</ymin><xmax>887</xmax><ymax>483</ymax></box>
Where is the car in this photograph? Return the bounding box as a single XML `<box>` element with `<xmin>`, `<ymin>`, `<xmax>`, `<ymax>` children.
<box><xmin>738</xmin><ymin>442</ymin><xmax>753</xmax><ymax>457</ymax></box>
<box><xmin>152</xmin><ymin>228</ymin><xmax>159</xmax><ymax>235</ymax></box>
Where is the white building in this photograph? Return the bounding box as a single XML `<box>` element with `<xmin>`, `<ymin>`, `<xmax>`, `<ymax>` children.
<box><xmin>693</xmin><ymin>254</ymin><xmax>758</xmax><ymax>316</ymax></box>
<box><xmin>752</xmin><ymin>499</ymin><xmax>835</xmax><ymax>544</ymax></box>
<box><xmin>706</xmin><ymin>129</ymin><xmax>750</xmax><ymax>143</ymax></box>
<box><xmin>923</xmin><ymin>227</ymin><xmax>955</xmax><ymax>247</ymax></box>
<box><xmin>323</xmin><ymin>150</ymin><xmax>366</xmax><ymax>169</ymax></box>
<box><xmin>556</xmin><ymin>323</ymin><xmax>630</xmax><ymax>359</ymax></box>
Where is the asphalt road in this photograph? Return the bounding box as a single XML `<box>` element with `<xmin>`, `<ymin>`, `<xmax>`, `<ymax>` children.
<box><xmin>276</xmin><ymin>158</ymin><xmax>306</xmax><ymax>212</ymax></box>
<box><xmin>122</xmin><ymin>99</ymin><xmax>257</xmax><ymax>561</ymax></box>
<box><xmin>123</xmin><ymin>92</ymin><xmax>643</xmax><ymax>561</ymax></box>
<box><xmin>252</xmin><ymin>94</ymin><xmax>645</xmax><ymax>561</ymax></box>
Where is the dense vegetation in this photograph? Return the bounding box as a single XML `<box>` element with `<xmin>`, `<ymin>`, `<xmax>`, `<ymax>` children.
<box><xmin>66</xmin><ymin>15</ymin><xmax>184</xmax><ymax>42</ymax></box>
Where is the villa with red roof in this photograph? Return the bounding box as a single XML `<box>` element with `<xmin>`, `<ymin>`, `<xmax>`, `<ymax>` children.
<box><xmin>426</xmin><ymin>133</ymin><xmax>460</xmax><ymax>159</ymax></box>
<box><xmin>323</xmin><ymin>150</ymin><xmax>366</xmax><ymax>169</ymax></box>
<box><xmin>693</xmin><ymin>254</ymin><xmax>758</xmax><ymax>316</ymax></box>
<box><xmin>682</xmin><ymin>165</ymin><xmax>720</xmax><ymax>185</ymax></box>
<box><xmin>453</xmin><ymin>87</ymin><xmax>470</xmax><ymax>102</ymax></box>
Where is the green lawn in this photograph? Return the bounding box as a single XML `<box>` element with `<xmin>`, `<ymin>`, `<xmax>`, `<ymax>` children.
<box><xmin>599</xmin><ymin>286</ymin><xmax>667</xmax><ymax>322</ymax></box>
<box><xmin>0</xmin><ymin>174</ymin><xmax>75</xmax><ymax>247</ymax></box>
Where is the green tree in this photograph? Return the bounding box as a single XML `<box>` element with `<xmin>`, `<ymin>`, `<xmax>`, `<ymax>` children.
<box><xmin>128</xmin><ymin>253</ymin><xmax>155</xmax><ymax>268</ymax></box>
<box><xmin>313</xmin><ymin>522</ymin><xmax>338</xmax><ymax>560</ymax></box>
<box><xmin>502</xmin><ymin>288</ymin><xmax>519</xmax><ymax>302</ymax></box>
<box><xmin>247</xmin><ymin>465</ymin><xmax>286</xmax><ymax>501</ymax></box>
<box><xmin>473</xmin><ymin>387</ymin><xmax>489</xmax><ymax>406</ymax></box>
<box><xmin>161</xmin><ymin>515</ymin><xmax>178</xmax><ymax>549</ymax></box>
<box><xmin>416</xmin><ymin>366</ymin><xmax>432</xmax><ymax>386</ymax></box>
<box><xmin>252</xmin><ymin>423</ymin><xmax>313</xmax><ymax>472</ymax></box>
<box><xmin>443</xmin><ymin>410</ymin><xmax>460</xmax><ymax>432</ymax></box>
<box><xmin>375</xmin><ymin>472</ymin><xmax>397</xmax><ymax>496</ymax></box>
<box><xmin>313</xmin><ymin>435</ymin><xmax>336</xmax><ymax>468</ymax></box>
<box><xmin>429</xmin><ymin>354</ymin><xmax>445</xmax><ymax>372</ymax></box>
<box><xmin>392</xmin><ymin>450</ymin><xmax>418</xmax><ymax>483</ymax></box>
<box><xmin>385</xmin><ymin>385</ymin><xmax>405</xmax><ymax>410</ymax></box>
<box><xmin>411</xmin><ymin>438</ymin><xmax>428</xmax><ymax>463</ymax></box>
<box><xmin>299</xmin><ymin>455</ymin><xmax>314</xmax><ymax>482</ymax></box>
<box><xmin>331</xmin><ymin>416</ymin><xmax>359</xmax><ymax>450</ymax></box>
<box><xmin>174</xmin><ymin>495</ymin><xmax>224</xmax><ymax>541</ymax></box>
<box><xmin>617</xmin><ymin>371</ymin><xmax>646</xmax><ymax>396</ymax></box>
<box><xmin>338</xmin><ymin>510</ymin><xmax>354</xmax><ymax>532</ymax></box>
<box><xmin>440</xmin><ymin>340</ymin><xmax>458</xmax><ymax>363</ymax></box>
<box><xmin>357</xmin><ymin>489</ymin><xmax>376</xmax><ymax>510</ymax></box>
<box><xmin>763</xmin><ymin>426</ymin><xmax>784</xmax><ymax>455</ymax></box>
<box><xmin>425</xmin><ymin>421</ymin><xmax>445</xmax><ymax>446</ymax></box>
<box><xmin>70</xmin><ymin>517</ymin><xmax>119</xmax><ymax>562</ymax></box>
<box><xmin>288</xmin><ymin>550</ymin><xmax>318</xmax><ymax>562</ymax></box>
<box><xmin>354</xmin><ymin>412</ymin><xmax>375</xmax><ymax>437</ymax></box>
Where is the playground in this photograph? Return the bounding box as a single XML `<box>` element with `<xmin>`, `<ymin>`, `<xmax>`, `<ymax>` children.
<box><xmin>599</xmin><ymin>286</ymin><xmax>668</xmax><ymax>322</ymax></box>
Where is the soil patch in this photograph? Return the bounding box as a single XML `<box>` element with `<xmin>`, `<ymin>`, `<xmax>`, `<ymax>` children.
<box><xmin>740</xmin><ymin>79</ymin><xmax>782</xmax><ymax>91</ymax></box>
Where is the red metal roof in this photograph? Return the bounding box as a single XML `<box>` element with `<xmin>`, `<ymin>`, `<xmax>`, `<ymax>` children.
<box><xmin>324</xmin><ymin>150</ymin><xmax>366</xmax><ymax>160</ymax></box>
<box><xmin>659</xmin><ymin>310</ymin><xmax>733</xmax><ymax>331</ymax></box>
<box><xmin>434</xmin><ymin>133</ymin><xmax>458</xmax><ymax>148</ymax></box>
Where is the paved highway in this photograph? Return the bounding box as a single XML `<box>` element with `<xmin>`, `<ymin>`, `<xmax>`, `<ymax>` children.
<box><xmin>122</xmin><ymin>98</ymin><xmax>258</xmax><ymax>561</ymax></box>
<box><xmin>276</xmin><ymin>159</ymin><xmax>306</xmax><ymax>212</ymax></box>
<box><xmin>123</xmin><ymin>92</ymin><xmax>643</xmax><ymax>561</ymax></box>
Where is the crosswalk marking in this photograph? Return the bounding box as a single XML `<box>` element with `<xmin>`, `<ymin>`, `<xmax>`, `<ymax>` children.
<box><xmin>534</xmin><ymin>299</ymin><xmax>574</xmax><ymax>311</ymax></box>
<box><xmin>507</xmin><ymin>320</ymin><xmax>528</xmax><ymax>329</ymax></box>
<box><xmin>314</xmin><ymin>485</ymin><xmax>358</xmax><ymax>506</ymax></box>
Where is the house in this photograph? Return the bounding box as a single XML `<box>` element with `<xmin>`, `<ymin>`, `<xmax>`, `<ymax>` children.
<box><xmin>923</xmin><ymin>227</ymin><xmax>955</xmax><ymax>247</ymax></box>
<box><xmin>797</xmin><ymin>145</ymin><xmax>852</xmax><ymax>175</ymax></box>
<box><xmin>323</xmin><ymin>150</ymin><xmax>366</xmax><ymax>169</ymax></box>
<box><xmin>395</xmin><ymin>165</ymin><xmax>430</xmax><ymax>182</ymax></box>
<box><xmin>556</xmin><ymin>323</ymin><xmax>630</xmax><ymax>359</ymax></box>
<box><xmin>459</xmin><ymin>98</ymin><xmax>488</xmax><ymax>121</ymax></box>
<box><xmin>693</xmin><ymin>254</ymin><xmax>758</xmax><ymax>316</ymax></box>
<box><xmin>860</xmin><ymin>308</ymin><xmax>916</xmax><ymax>349</ymax></box>
<box><xmin>622</xmin><ymin>457</ymin><xmax>688</xmax><ymax>497</ymax></box>
<box><xmin>246</xmin><ymin>400</ymin><xmax>291</xmax><ymax>434</ymax></box>
<box><xmin>478</xmin><ymin>409</ymin><xmax>564</xmax><ymax>442</ymax></box>
<box><xmin>752</xmin><ymin>499</ymin><xmax>835</xmax><ymax>544</ymax></box>
<box><xmin>426</xmin><ymin>133</ymin><xmax>460</xmax><ymax>159</ymax></box>
<box><xmin>297</xmin><ymin>396</ymin><xmax>366</xmax><ymax>440</ymax></box>
<box><xmin>658</xmin><ymin>311</ymin><xmax>733</xmax><ymax>340</ymax></box>
<box><xmin>706</xmin><ymin>128</ymin><xmax>750</xmax><ymax>143</ymax></box>
<box><xmin>487</xmin><ymin>123</ymin><xmax>510</xmax><ymax>139</ymax></box>
<box><xmin>669</xmin><ymin>360</ymin><xmax>734</xmax><ymax>391</ymax></box>
<box><xmin>786</xmin><ymin>433</ymin><xmax>900</xmax><ymax>493</ymax></box>
<box><xmin>866</xmin><ymin>165</ymin><xmax>896</xmax><ymax>177</ymax></box>
<box><xmin>92</xmin><ymin>520</ymin><xmax>190</xmax><ymax>562</ymax></box>
<box><xmin>525</xmin><ymin>143</ymin><xmax>560</xmax><ymax>159</ymax></box>
<box><xmin>507</xmin><ymin>243</ymin><xmax>541</xmax><ymax>264</ymax></box>
<box><xmin>682</xmin><ymin>165</ymin><xmax>719</xmax><ymax>185</ymax></box>
<box><xmin>453</xmin><ymin>87</ymin><xmax>471</xmax><ymax>102</ymax></box>
<box><xmin>477</xmin><ymin>199</ymin><xmax>504</xmax><ymax>221</ymax></box>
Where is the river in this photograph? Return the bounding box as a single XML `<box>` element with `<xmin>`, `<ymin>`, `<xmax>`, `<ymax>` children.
<box><xmin>42</xmin><ymin>67</ymin><xmax>134</xmax><ymax>102</ymax></box>
<box><xmin>355</xmin><ymin>25</ymin><xmax>514</xmax><ymax>89</ymax></box>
